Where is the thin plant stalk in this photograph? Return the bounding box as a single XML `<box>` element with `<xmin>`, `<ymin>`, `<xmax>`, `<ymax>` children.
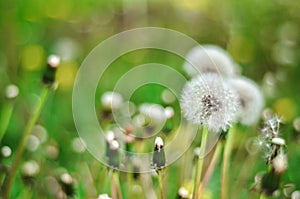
<box><xmin>0</xmin><ymin>102</ymin><xmax>14</xmax><ymax>143</ymax></box>
<box><xmin>192</xmin><ymin>127</ymin><xmax>209</xmax><ymax>199</ymax></box>
<box><xmin>197</xmin><ymin>141</ymin><xmax>222</xmax><ymax>198</ymax></box>
<box><xmin>221</xmin><ymin>125</ymin><xmax>236</xmax><ymax>199</ymax></box>
<box><xmin>158</xmin><ymin>170</ymin><xmax>165</xmax><ymax>199</ymax></box>
<box><xmin>2</xmin><ymin>87</ymin><xmax>50</xmax><ymax>199</ymax></box>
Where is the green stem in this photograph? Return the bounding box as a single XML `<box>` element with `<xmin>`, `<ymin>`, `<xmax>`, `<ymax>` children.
<box><xmin>192</xmin><ymin>127</ymin><xmax>208</xmax><ymax>199</ymax></box>
<box><xmin>198</xmin><ymin>141</ymin><xmax>222</xmax><ymax>198</ymax></box>
<box><xmin>158</xmin><ymin>170</ymin><xmax>165</xmax><ymax>199</ymax></box>
<box><xmin>221</xmin><ymin>125</ymin><xmax>236</xmax><ymax>199</ymax></box>
<box><xmin>0</xmin><ymin>102</ymin><xmax>14</xmax><ymax>143</ymax></box>
<box><xmin>2</xmin><ymin>87</ymin><xmax>50</xmax><ymax>199</ymax></box>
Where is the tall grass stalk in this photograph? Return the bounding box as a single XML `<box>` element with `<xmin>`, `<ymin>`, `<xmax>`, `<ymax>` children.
<box><xmin>2</xmin><ymin>87</ymin><xmax>50</xmax><ymax>199</ymax></box>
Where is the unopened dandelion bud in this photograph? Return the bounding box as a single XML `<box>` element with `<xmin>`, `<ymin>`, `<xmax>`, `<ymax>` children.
<box><xmin>59</xmin><ymin>172</ymin><xmax>76</xmax><ymax>197</ymax></box>
<box><xmin>152</xmin><ymin>137</ymin><xmax>166</xmax><ymax>171</ymax></box>
<box><xmin>5</xmin><ymin>84</ymin><xmax>19</xmax><ymax>99</ymax></box>
<box><xmin>107</xmin><ymin>140</ymin><xmax>120</xmax><ymax>168</ymax></box>
<box><xmin>272</xmin><ymin>154</ymin><xmax>288</xmax><ymax>174</ymax></box>
<box><xmin>43</xmin><ymin>55</ymin><xmax>60</xmax><ymax>86</ymax></box>
<box><xmin>261</xmin><ymin>169</ymin><xmax>281</xmax><ymax>196</ymax></box>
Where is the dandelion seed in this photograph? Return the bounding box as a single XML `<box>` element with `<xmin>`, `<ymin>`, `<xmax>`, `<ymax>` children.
<box><xmin>228</xmin><ymin>77</ymin><xmax>264</xmax><ymax>125</ymax></box>
<box><xmin>181</xmin><ymin>73</ymin><xmax>239</xmax><ymax>132</ymax></box>
<box><xmin>183</xmin><ymin>45</ymin><xmax>240</xmax><ymax>77</ymax></box>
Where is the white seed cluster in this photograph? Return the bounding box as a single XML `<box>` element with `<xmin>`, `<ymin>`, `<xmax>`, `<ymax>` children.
<box><xmin>181</xmin><ymin>73</ymin><xmax>239</xmax><ymax>132</ymax></box>
<box><xmin>272</xmin><ymin>154</ymin><xmax>288</xmax><ymax>174</ymax></box>
<box><xmin>101</xmin><ymin>91</ymin><xmax>123</xmax><ymax>110</ymax></box>
<box><xmin>183</xmin><ymin>45</ymin><xmax>240</xmax><ymax>77</ymax></box>
<box><xmin>228</xmin><ymin>77</ymin><xmax>265</xmax><ymax>125</ymax></box>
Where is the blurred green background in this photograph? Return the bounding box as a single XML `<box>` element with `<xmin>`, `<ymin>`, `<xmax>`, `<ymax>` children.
<box><xmin>1</xmin><ymin>0</ymin><xmax>300</xmax><ymax>198</ymax></box>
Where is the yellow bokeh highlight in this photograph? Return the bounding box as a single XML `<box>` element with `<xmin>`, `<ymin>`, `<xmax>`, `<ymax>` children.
<box><xmin>45</xmin><ymin>0</ymin><xmax>72</xmax><ymax>20</ymax></box>
<box><xmin>55</xmin><ymin>61</ymin><xmax>78</xmax><ymax>91</ymax></box>
<box><xmin>228</xmin><ymin>36</ymin><xmax>254</xmax><ymax>64</ymax></box>
<box><xmin>21</xmin><ymin>45</ymin><xmax>45</xmax><ymax>71</ymax></box>
<box><xmin>172</xmin><ymin>0</ymin><xmax>209</xmax><ymax>12</ymax></box>
<box><xmin>273</xmin><ymin>98</ymin><xmax>297</xmax><ymax>122</ymax></box>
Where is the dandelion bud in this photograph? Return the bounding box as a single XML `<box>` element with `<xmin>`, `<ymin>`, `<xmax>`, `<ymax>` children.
<box><xmin>43</xmin><ymin>55</ymin><xmax>60</xmax><ymax>86</ymax></box>
<box><xmin>272</xmin><ymin>154</ymin><xmax>288</xmax><ymax>174</ymax></box>
<box><xmin>228</xmin><ymin>77</ymin><xmax>264</xmax><ymax>125</ymax></box>
<box><xmin>183</xmin><ymin>45</ymin><xmax>240</xmax><ymax>77</ymax></box>
<box><xmin>59</xmin><ymin>173</ymin><xmax>75</xmax><ymax>197</ymax></box>
<box><xmin>106</xmin><ymin>139</ymin><xmax>120</xmax><ymax>169</ymax></box>
<box><xmin>152</xmin><ymin>137</ymin><xmax>166</xmax><ymax>171</ymax></box>
<box><xmin>261</xmin><ymin>169</ymin><xmax>281</xmax><ymax>196</ymax></box>
<box><xmin>181</xmin><ymin>73</ymin><xmax>239</xmax><ymax>132</ymax></box>
<box><xmin>5</xmin><ymin>84</ymin><xmax>19</xmax><ymax>99</ymax></box>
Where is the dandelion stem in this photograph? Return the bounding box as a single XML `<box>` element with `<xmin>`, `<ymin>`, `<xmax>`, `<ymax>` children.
<box><xmin>192</xmin><ymin>126</ymin><xmax>209</xmax><ymax>199</ymax></box>
<box><xmin>2</xmin><ymin>87</ymin><xmax>50</xmax><ymax>199</ymax></box>
<box><xmin>221</xmin><ymin>125</ymin><xmax>236</xmax><ymax>199</ymax></box>
<box><xmin>158</xmin><ymin>169</ymin><xmax>165</xmax><ymax>199</ymax></box>
<box><xmin>197</xmin><ymin>141</ymin><xmax>222</xmax><ymax>198</ymax></box>
<box><xmin>0</xmin><ymin>102</ymin><xmax>14</xmax><ymax>143</ymax></box>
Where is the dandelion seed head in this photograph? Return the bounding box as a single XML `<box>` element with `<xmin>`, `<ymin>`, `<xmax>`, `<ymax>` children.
<box><xmin>98</xmin><ymin>194</ymin><xmax>112</xmax><ymax>199</ymax></box>
<box><xmin>183</xmin><ymin>45</ymin><xmax>240</xmax><ymax>77</ymax></box>
<box><xmin>164</xmin><ymin>106</ymin><xmax>174</xmax><ymax>119</ymax></box>
<box><xmin>47</xmin><ymin>55</ymin><xmax>60</xmax><ymax>68</ymax></box>
<box><xmin>22</xmin><ymin>160</ymin><xmax>40</xmax><ymax>177</ymax></box>
<box><xmin>101</xmin><ymin>91</ymin><xmax>123</xmax><ymax>110</ymax></box>
<box><xmin>139</xmin><ymin>103</ymin><xmax>166</xmax><ymax>123</ymax></box>
<box><xmin>1</xmin><ymin>146</ymin><xmax>12</xmax><ymax>157</ymax></box>
<box><xmin>228</xmin><ymin>77</ymin><xmax>265</xmax><ymax>125</ymax></box>
<box><xmin>5</xmin><ymin>84</ymin><xmax>19</xmax><ymax>99</ymax></box>
<box><xmin>181</xmin><ymin>73</ymin><xmax>239</xmax><ymax>132</ymax></box>
<box><xmin>272</xmin><ymin>154</ymin><xmax>288</xmax><ymax>174</ymax></box>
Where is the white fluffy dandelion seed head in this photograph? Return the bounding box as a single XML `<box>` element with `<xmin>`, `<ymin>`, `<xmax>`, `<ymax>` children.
<box><xmin>101</xmin><ymin>91</ymin><xmax>123</xmax><ymax>110</ymax></box>
<box><xmin>5</xmin><ymin>84</ymin><xmax>19</xmax><ymax>99</ymax></box>
<box><xmin>272</xmin><ymin>154</ymin><xmax>288</xmax><ymax>174</ymax></box>
<box><xmin>183</xmin><ymin>45</ymin><xmax>240</xmax><ymax>77</ymax></box>
<box><xmin>139</xmin><ymin>103</ymin><xmax>166</xmax><ymax>123</ymax></box>
<box><xmin>98</xmin><ymin>194</ymin><xmax>112</xmax><ymax>199</ymax></box>
<box><xmin>47</xmin><ymin>55</ymin><xmax>60</xmax><ymax>68</ymax></box>
<box><xmin>228</xmin><ymin>77</ymin><xmax>265</xmax><ymax>125</ymax></box>
<box><xmin>181</xmin><ymin>73</ymin><xmax>240</xmax><ymax>132</ymax></box>
<box><xmin>21</xmin><ymin>160</ymin><xmax>40</xmax><ymax>176</ymax></box>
